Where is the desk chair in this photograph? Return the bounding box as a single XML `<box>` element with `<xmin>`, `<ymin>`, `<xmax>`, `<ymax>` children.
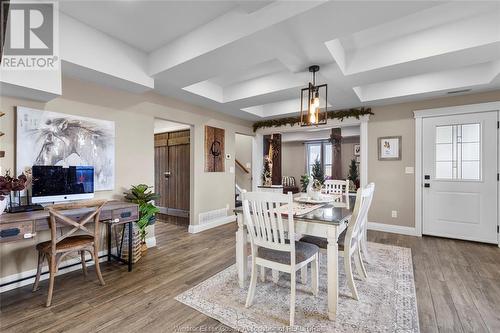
<box><xmin>32</xmin><ymin>200</ymin><xmax>107</xmax><ymax>306</ymax></box>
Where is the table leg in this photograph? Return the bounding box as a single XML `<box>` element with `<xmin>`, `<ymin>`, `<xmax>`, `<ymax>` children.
<box><xmin>236</xmin><ymin>213</ymin><xmax>247</xmax><ymax>288</ymax></box>
<box><xmin>128</xmin><ymin>221</ymin><xmax>133</xmax><ymax>272</ymax></box>
<box><xmin>107</xmin><ymin>223</ymin><xmax>112</xmax><ymax>262</ymax></box>
<box><xmin>327</xmin><ymin>228</ymin><xmax>338</xmax><ymax>320</ymax></box>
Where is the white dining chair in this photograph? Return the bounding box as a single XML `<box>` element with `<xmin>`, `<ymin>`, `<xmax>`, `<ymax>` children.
<box><xmin>322</xmin><ymin>179</ymin><xmax>350</xmax><ymax>209</ymax></box>
<box><xmin>241</xmin><ymin>190</ymin><xmax>319</xmax><ymax>327</ymax></box>
<box><xmin>300</xmin><ymin>183</ymin><xmax>375</xmax><ymax>300</ymax></box>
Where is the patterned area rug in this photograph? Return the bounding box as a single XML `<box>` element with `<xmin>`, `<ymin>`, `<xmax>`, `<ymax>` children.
<box><xmin>176</xmin><ymin>242</ymin><xmax>419</xmax><ymax>333</ymax></box>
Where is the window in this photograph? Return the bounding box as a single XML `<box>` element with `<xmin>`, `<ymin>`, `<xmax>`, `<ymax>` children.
<box><xmin>306</xmin><ymin>141</ymin><xmax>332</xmax><ymax>177</ymax></box>
<box><xmin>435</xmin><ymin>123</ymin><xmax>481</xmax><ymax>180</ymax></box>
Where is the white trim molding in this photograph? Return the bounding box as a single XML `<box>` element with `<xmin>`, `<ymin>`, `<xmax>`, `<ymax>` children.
<box><xmin>414</xmin><ymin>101</ymin><xmax>500</xmax><ymax>119</ymax></box>
<box><xmin>0</xmin><ymin>249</ymin><xmax>109</xmax><ymax>293</ymax></box>
<box><xmin>189</xmin><ymin>215</ymin><xmax>236</xmax><ymax>233</ymax></box>
<box><xmin>414</xmin><ymin>101</ymin><xmax>500</xmax><ymax>246</ymax></box>
<box><xmin>368</xmin><ymin>222</ymin><xmax>419</xmax><ymax>237</ymax></box>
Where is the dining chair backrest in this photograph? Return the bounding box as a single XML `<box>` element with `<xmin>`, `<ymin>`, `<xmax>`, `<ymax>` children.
<box><xmin>47</xmin><ymin>200</ymin><xmax>107</xmax><ymax>253</ymax></box>
<box><xmin>241</xmin><ymin>190</ymin><xmax>295</xmax><ymax>256</ymax></box>
<box><xmin>344</xmin><ymin>183</ymin><xmax>374</xmax><ymax>255</ymax></box>
<box><xmin>323</xmin><ymin>179</ymin><xmax>350</xmax><ymax>207</ymax></box>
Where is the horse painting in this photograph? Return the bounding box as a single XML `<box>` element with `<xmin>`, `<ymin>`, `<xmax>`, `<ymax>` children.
<box><xmin>17</xmin><ymin>107</ymin><xmax>115</xmax><ymax>191</ymax></box>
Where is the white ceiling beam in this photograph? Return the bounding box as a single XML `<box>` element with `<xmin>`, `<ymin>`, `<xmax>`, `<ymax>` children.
<box><xmin>353</xmin><ymin>60</ymin><xmax>500</xmax><ymax>102</ymax></box>
<box><xmin>148</xmin><ymin>1</ymin><xmax>326</xmax><ymax>76</ymax></box>
<box><xmin>60</xmin><ymin>13</ymin><xmax>154</xmax><ymax>91</ymax></box>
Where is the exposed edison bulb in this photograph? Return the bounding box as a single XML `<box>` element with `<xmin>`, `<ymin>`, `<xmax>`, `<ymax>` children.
<box><xmin>312</xmin><ymin>96</ymin><xmax>320</xmax><ymax>108</ymax></box>
<box><xmin>309</xmin><ymin>99</ymin><xmax>317</xmax><ymax>123</ymax></box>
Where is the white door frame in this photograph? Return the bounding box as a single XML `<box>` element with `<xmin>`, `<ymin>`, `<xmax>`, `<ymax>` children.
<box><xmin>414</xmin><ymin>101</ymin><xmax>500</xmax><ymax>246</ymax></box>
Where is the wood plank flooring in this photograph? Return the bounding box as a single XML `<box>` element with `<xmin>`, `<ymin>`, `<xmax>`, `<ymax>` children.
<box><xmin>1</xmin><ymin>222</ymin><xmax>499</xmax><ymax>333</ymax></box>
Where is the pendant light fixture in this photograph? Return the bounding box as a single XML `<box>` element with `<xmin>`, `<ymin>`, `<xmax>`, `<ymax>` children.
<box><xmin>300</xmin><ymin>65</ymin><xmax>327</xmax><ymax>126</ymax></box>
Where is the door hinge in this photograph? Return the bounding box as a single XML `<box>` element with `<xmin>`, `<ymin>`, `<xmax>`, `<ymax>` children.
<box><xmin>498</xmin><ymin>173</ymin><xmax>499</xmax><ymax>181</ymax></box>
<box><xmin>498</xmin><ymin>121</ymin><xmax>499</xmax><ymax>129</ymax></box>
<box><xmin>498</xmin><ymin>225</ymin><xmax>499</xmax><ymax>233</ymax></box>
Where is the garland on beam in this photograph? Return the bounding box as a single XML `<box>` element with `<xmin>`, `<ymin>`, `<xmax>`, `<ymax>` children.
<box><xmin>252</xmin><ymin>107</ymin><xmax>373</xmax><ymax>132</ymax></box>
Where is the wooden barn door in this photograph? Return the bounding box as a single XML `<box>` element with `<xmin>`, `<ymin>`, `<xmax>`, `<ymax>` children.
<box><xmin>154</xmin><ymin>130</ymin><xmax>190</xmax><ymax>220</ymax></box>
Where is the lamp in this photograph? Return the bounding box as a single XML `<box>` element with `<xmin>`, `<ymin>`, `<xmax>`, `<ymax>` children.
<box><xmin>300</xmin><ymin>65</ymin><xmax>327</xmax><ymax>126</ymax></box>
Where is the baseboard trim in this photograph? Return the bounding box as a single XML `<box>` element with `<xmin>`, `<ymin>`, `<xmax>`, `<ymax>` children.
<box><xmin>368</xmin><ymin>222</ymin><xmax>419</xmax><ymax>237</ymax></box>
<box><xmin>0</xmin><ymin>249</ymin><xmax>109</xmax><ymax>293</ymax></box>
<box><xmin>188</xmin><ymin>215</ymin><xmax>236</xmax><ymax>234</ymax></box>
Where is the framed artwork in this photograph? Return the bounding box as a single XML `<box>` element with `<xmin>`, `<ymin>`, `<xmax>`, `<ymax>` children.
<box><xmin>204</xmin><ymin>125</ymin><xmax>225</xmax><ymax>172</ymax></box>
<box><xmin>353</xmin><ymin>144</ymin><xmax>360</xmax><ymax>156</ymax></box>
<box><xmin>378</xmin><ymin>136</ymin><xmax>402</xmax><ymax>161</ymax></box>
<box><xmin>16</xmin><ymin>106</ymin><xmax>115</xmax><ymax>191</ymax></box>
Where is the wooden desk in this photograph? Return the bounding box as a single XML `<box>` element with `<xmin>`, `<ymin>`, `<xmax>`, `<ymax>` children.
<box><xmin>0</xmin><ymin>201</ymin><xmax>139</xmax><ymax>271</ymax></box>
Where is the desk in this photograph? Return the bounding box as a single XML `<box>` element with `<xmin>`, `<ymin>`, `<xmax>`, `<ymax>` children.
<box><xmin>0</xmin><ymin>201</ymin><xmax>139</xmax><ymax>272</ymax></box>
<box><xmin>234</xmin><ymin>201</ymin><xmax>352</xmax><ymax>320</ymax></box>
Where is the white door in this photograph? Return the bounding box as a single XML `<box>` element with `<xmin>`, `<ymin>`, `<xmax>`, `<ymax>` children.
<box><xmin>422</xmin><ymin>111</ymin><xmax>498</xmax><ymax>243</ymax></box>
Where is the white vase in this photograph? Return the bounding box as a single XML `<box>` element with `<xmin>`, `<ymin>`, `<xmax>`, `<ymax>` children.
<box><xmin>311</xmin><ymin>191</ymin><xmax>321</xmax><ymax>201</ymax></box>
<box><xmin>306</xmin><ymin>176</ymin><xmax>314</xmax><ymax>197</ymax></box>
<box><xmin>0</xmin><ymin>199</ymin><xmax>7</xmax><ymax>215</ymax></box>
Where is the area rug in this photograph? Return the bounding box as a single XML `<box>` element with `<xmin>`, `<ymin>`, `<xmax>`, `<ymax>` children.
<box><xmin>175</xmin><ymin>242</ymin><xmax>419</xmax><ymax>333</ymax></box>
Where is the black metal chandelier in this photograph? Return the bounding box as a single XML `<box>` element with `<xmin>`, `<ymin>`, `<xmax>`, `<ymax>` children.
<box><xmin>300</xmin><ymin>65</ymin><xmax>327</xmax><ymax>127</ymax></box>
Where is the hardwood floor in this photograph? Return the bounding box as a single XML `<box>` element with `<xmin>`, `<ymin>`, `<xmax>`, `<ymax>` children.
<box><xmin>1</xmin><ymin>222</ymin><xmax>499</xmax><ymax>333</ymax></box>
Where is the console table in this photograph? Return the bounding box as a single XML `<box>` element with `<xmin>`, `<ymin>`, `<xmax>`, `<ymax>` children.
<box><xmin>0</xmin><ymin>201</ymin><xmax>139</xmax><ymax>272</ymax></box>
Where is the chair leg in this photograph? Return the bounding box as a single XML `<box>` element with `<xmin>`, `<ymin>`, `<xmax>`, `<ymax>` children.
<box><xmin>354</xmin><ymin>247</ymin><xmax>368</xmax><ymax>280</ymax></box>
<box><xmin>92</xmin><ymin>247</ymin><xmax>105</xmax><ymax>286</ymax></box>
<box><xmin>32</xmin><ymin>251</ymin><xmax>44</xmax><ymax>292</ymax></box>
<box><xmin>272</xmin><ymin>269</ymin><xmax>279</xmax><ymax>283</ymax></box>
<box><xmin>81</xmin><ymin>251</ymin><xmax>87</xmax><ymax>278</ymax></box>
<box><xmin>245</xmin><ymin>257</ymin><xmax>258</xmax><ymax>308</ymax></box>
<box><xmin>300</xmin><ymin>265</ymin><xmax>307</xmax><ymax>285</ymax></box>
<box><xmin>260</xmin><ymin>266</ymin><xmax>265</xmax><ymax>282</ymax></box>
<box><xmin>46</xmin><ymin>255</ymin><xmax>56</xmax><ymax>307</ymax></box>
<box><xmin>311</xmin><ymin>254</ymin><xmax>319</xmax><ymax>296</ymax></box>
<box><xmin>290</xmin><ymin>270</ymin><xmax>296</xmax><ymax>326</ymax></box>
<box><xmin>344</xmin><ymin>253</ymin><xmax>359</xmax><ymax>301</ymax></box>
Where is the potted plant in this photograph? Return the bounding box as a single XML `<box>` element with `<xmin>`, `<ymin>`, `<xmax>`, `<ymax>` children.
<box><xmin>311</xmin><ymin>158</ymin><xmax>325</xmax><ymax>185</ymax></box>
<box><xmin>347</xmin><ymin>159</ymin><xmax>360</xmax><ymax>191</ymax></box>
<box><xmin>300</xmin><ymin>174</ymin><xmax>309</xmax><ymax>193</ymax></box>
<box><xmin>124</xmin><ymin>184</ymin><xmax>160</xmax><ymax>254</ymax></box>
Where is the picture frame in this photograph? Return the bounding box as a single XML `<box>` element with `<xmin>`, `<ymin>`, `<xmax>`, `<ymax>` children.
<box><xmin>378</xmin><ymin>136</ymin><xmax>402</xmax><ymax>161</ymax></box>
<box><xmin>353</xmin><ymin>144</ymin><xmax>360</xmax><ymax>156</ymax></box>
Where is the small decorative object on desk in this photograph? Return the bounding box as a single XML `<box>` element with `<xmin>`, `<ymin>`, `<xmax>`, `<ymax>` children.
<box><xmin>0</xmin><ymin>170</ymin><xmax>27</xmax><ymax>214</ymax></box>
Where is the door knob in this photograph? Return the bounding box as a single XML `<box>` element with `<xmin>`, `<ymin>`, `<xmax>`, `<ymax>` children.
<box><xmin>164</xmin><ymin>171</ymin><xmax>171</xmax><ymax>178</ymax></box>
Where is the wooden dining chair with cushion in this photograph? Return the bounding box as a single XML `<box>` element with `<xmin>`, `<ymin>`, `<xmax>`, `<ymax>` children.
<box><xmin>241</xmin><ymin>190</ymin><xmax>319</xmax><ymax>326</ymax></box>
<box><xmin>322</xmin><ymin>179</ymin><xmax>350</xmax><ymax>209</ymax></box>
<box><xmin>32</xmin><ymin>200</ymin><xmax>107</xmax><ymax>307</ymax></box>
<box><xmin>301</xmin><ymin>183</ymin><xmax>375</xmax><ymax>300</ymax></box>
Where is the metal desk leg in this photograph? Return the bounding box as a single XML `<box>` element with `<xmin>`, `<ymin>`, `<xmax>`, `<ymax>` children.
<box><xmin>107</xmin><ymin>223</ymin><xmax>111</xmax><ymax>262</ymax></box>
<box><xmin>128</xmin><ymin>221</ymin><xmax>133</xmax><ymax>272</ymax></box>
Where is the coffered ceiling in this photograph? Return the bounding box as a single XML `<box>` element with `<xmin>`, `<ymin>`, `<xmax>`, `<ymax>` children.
<box><xmin>24</xmin><ymin>1</ymin><xmax>500</xmax><ymax>120</ymax></box>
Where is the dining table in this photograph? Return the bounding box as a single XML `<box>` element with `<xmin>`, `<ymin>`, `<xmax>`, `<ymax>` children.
<box><xmin>234</xmin><ymin>196</ymin><xmax>354</xmax><ymax>321</ymax></box>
